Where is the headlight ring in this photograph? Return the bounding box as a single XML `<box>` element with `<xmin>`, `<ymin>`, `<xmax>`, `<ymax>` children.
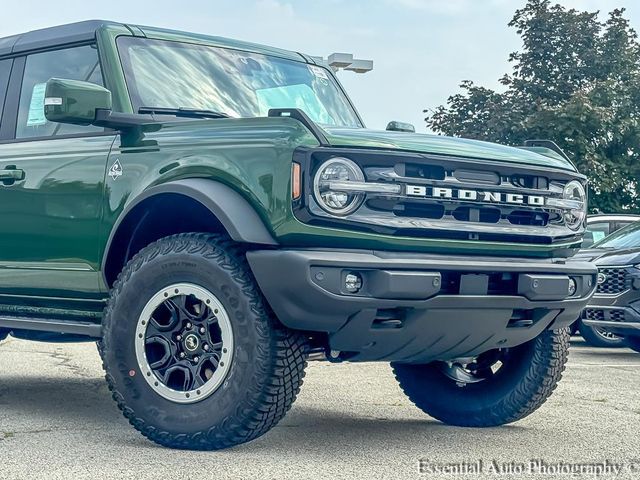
<box><xmin>313</xmin><ymin>157</ymin><xmax>365</xmax><ymax>216</ymax></box>
<box><xmin>563</xmin><ymin>180</ymin><xmax>587</xmax><ymax>230</ymax></box>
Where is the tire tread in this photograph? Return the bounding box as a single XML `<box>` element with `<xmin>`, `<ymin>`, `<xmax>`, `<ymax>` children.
<box><xmin>98</xmin><ymin>233</ymin><xmax>307</xmax><ymax>450</ymax></box>
<box><xmin>392</xmin><ymin>329</ymin><xmax>570</xmax><ymax>427</ymax></box>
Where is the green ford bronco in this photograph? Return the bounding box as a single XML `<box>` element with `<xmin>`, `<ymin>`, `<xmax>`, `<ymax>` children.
<box><xmin>0</xmin><ymin>20</ymin><xmax>596</xmax><ymax>450</ymax></box>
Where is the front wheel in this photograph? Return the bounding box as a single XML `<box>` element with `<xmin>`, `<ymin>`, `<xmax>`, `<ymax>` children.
<box><xmin>578</xmin><ymin>321</ymin><xmax>624</xmax><ymax>348</ymax></box>
<box><xmin>392</xmin><ymin>329</ymin><xmax>569</xmax><ymax>427</ymax></box>
<box><xmin>99</xmin><ymin>233</ymin><xmax>307</xmax><ymax>450</ymax></box>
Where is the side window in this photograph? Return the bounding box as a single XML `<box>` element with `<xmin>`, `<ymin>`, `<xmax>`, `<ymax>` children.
<box><xmin>614</xmin><ymin>221</ymin><xmax>632</xmax><ymax>232</ymax></box>
<box><xmin>16</xmin><ymin>45</ymin><xmax>103</xmax><ymax>139</ymax></box>
<box><xmin>0</xmin><ymin>59</ymin><xmax>11</xmax><ymax>128</ymax></box>
<box><xmin>586</xmin><ymin>221</ymin><xmax>610</xmax><ymax>245</ymax></box>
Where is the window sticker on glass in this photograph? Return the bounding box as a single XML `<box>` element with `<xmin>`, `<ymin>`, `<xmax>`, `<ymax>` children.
<box><xmin>592</xmin><ymin>231</ymin><xmax>607</xmax><ymax>243</ymax></box>
<box><xmin>27</xmin><ymin>83</ymin><xmax>47</xmax><ymax>126</ymax></box>
<box><xmin>308</xmin><ymin>65</ymin><xmax>330</xmax><ymax>81</ymax></box>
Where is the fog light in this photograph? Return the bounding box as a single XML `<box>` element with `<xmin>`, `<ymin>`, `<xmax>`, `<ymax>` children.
<box><xmin>568</xmin><ymin>278</ymin><xmax>577</xmax><ymax>296</ymax></box>
<box><xmin>345</xmin><ymin>273</ymin><xmax>362</xmax><ymax>293</ymax></box>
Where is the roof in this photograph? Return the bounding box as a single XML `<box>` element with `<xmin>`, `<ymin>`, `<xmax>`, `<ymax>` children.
<box><xmin>588</xmin><ymin>214</ymin><xmax>640</xmax><ymax>223</ymax></box>
<box><xmin>0</xmin><ymin>20</ymin><xmax>117</xmax><ymax>57</ymax></box>
<box><xmin>0</xmin><ymin>20</ymin><xmax>306</xmax><ymax>62</ymax></box>
<box><xmin>134</xmin><ymin>24</ymin><xmax>305</xmax><ymax>62</ymax></box>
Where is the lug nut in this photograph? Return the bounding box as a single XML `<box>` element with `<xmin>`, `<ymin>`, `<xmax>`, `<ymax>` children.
<box><xmin>179</xmin><ymin>352</ymin><xmax>185</xmax><ymax>358</ymax></box>
<box><xmin>176</xmin><ymin>334</ymin><xmax>182</xmax><ymax>341</ymax></box>
<box><xmin>200</xmin><ymin>327</ymin><xmax>206</xmax><ymax>334</ymax></box>
<box><xmin>186</xmin><ymin>322</ymin><xmax>192</xmax><ymax>329</ymax></box>
<box><xmin>203</xmin><ymin>344</ymin><xmax>210</xmax><ymax>351</ymax></box>
<box><xmin>193</xmin><ymin>356</ymin><xmax>199</xmax><ymax>362</ymax></box>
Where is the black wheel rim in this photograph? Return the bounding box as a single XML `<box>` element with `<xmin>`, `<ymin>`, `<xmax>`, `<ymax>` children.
<box><xmin>594</xmin><ymin>327</ymin><xmax>621</xmax><ymax>341</ymax></box>
<box><xmin>134</xmin><ymin>283</ymin><xmax>233</xmax><ymax>403</ymax></box>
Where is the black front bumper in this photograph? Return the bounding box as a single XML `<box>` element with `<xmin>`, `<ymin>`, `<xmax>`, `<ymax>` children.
<box><xmin>247</xmin><ymin>249</ymin><xmax>596</xmax><ymax>363</ymax></box>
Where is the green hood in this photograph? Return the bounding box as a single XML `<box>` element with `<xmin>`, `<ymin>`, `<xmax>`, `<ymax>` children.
<box><xmin>322</xmin><ymin>126</ymin><xmax>575</xmax><ymax>172</ymax></box>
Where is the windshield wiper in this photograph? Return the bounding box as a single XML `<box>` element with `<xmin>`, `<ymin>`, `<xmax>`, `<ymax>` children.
<box><xmin>138</xmin><ymin>106</ymin><xmax>231</xmax><ymax>119</ymax></box>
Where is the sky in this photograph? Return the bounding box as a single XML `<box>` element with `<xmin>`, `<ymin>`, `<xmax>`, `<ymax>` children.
<box><xmin>1</xmin><ymin>0</ymin><xmax>638</xmax><ymax>131</ymax></box>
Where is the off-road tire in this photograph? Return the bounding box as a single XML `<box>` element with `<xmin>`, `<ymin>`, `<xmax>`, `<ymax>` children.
<box><xmin>625</xmin><ymin>336</ymin><xmax>640</xmax><ymax>353</ymax></box>
<box><xmin>99</xmin><ymin>233</ymin><xmax>307</xmax><ymax>450</ymax></box>
<box><xmin>392</xmin><ymin>328</ymin><xmax>570</xmax><ymax>427</ymax></box>
<box><xmin>577</xmin><ymin>320</ymin><xmax>624</xmax><ymax>348</ymax></box>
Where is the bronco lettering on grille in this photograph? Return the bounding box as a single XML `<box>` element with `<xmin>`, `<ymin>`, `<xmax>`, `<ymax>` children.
<box><xmin>405</xmin><ymin>185</ymin><xmax>545</xmax><ymax>206</ymax></box>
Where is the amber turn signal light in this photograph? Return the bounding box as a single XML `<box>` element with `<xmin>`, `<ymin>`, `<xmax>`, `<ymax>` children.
<box><xmin>292</xmin><ymin>162</ymin><xmax>301</xmax><ymax>200</ymax></box>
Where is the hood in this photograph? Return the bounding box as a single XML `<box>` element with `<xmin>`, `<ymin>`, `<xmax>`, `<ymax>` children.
<box><xmin>577</xmin><ymin>247</ymin><xmax>640</xmax><ymax>266</ymax></box>
<box><xmin>322</xmin><ymin>126</ymin><xmax>576</xmax><ymax>172</ymax></box>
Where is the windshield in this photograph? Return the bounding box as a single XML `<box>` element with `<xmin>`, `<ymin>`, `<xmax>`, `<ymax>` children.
<box><xmin>592</xmin><ymin>221</ymin><xmax>640</xmax><ymax>249</ymax></box>
<box><xmin>117</xmin><ymin>36</ymin><xmax>362</xmax><ymax>128</ymax></box>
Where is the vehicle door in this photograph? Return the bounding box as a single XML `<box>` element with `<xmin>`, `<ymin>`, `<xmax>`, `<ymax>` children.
<box><xmin>0</xmin><ymin>44</ymin><xmax>116</xmax><ymax>306</ymax></box>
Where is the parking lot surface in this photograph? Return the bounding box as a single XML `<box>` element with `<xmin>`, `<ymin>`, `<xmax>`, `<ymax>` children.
<box><xmin>0</xmin><ymin>337</ymin><xmax>638</xmax><ymax>479</ymax></box>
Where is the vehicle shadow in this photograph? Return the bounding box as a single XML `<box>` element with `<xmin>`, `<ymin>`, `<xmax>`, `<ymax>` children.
<box><xmin>0</xmin><ymin>376</ymin><xmax>124</xmax><ymax>431</ymax></box>
<box><xmin>0</xmin><ymin>375</ymin><xmax>526</xmax><ymax>452</ymax></box>
<box><xmin>251</xmin><ymin>405</ymin><xmax>528</xmax><ymax>453</ymax></box>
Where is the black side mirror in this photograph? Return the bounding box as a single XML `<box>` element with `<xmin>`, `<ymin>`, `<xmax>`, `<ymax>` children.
<box><xmin>386</xmin><ymin>121</ymin><xmax>415</xmax><ymax>133</ymax></box>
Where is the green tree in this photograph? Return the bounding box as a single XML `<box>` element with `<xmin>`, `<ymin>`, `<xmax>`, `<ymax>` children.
<box><xmin>426</xmin><ymin>0</ymin><xmax>640</xmax><ymax>213</ymax></box>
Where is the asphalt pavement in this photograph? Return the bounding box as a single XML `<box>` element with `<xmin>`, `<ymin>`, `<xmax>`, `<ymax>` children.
<box><xmin>0</xmin><ymin>337</ymin><xmax>638</xmax><ymax>479</ymax></box>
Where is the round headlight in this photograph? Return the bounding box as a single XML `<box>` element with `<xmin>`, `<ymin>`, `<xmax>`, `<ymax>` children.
<box><xmin>313</xmin><ymin>157</ymin><xmax>365</xmax><ymax>215</ymax></box>
<box><xmin>563</xmin><ymin>180</ymin><xmax>587</xmax><ymax>230</ymax></box>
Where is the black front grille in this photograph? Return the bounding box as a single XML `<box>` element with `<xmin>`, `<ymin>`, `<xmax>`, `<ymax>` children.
<box><xmin>610</xmin><ymin>310</ymin><xmax>626</xmax><ymax>322</ymax></box>
<box><xmin>452</xmin><ymin>206</ymin><xmax>501</xmax><ymax>224</ymax></box>
<box><xmin>584</xmin><ymin>309</ymin><xmax>605</xmax><ymax>321</ymax></box>
<box><xmin>596</xmin><ymin>268</ymin><xmax>629</xmax><ymax>294</ymax></box>
<box><xmin>294</xmin><ymin>147</ymin><xmax>587</xmax><ymax>246</ymax></box>
<box><xmin>583</xmin><ymin>308</ymin><xmax>626</xmax><ymax>322</ymax></box>
<box><xmin>507</xmin><ymin>210</ymin><xmax>549</xmax><ymax>226</ymax></box>
<box><xmin>371</xmin><ymin>199</ymin><xmax>553</xmax><ymax>227</ymax></box>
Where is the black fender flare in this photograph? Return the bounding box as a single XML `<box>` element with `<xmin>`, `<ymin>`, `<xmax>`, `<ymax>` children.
<box><xmin>101</xmin><ymin>178</ymin><xmax>278</xmax><ymax>279</ymax></box>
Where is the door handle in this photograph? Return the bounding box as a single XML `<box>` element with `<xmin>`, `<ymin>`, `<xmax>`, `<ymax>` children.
<box><xmin>0</xmin><ymin>166</ymin><xmax>25</xmax><ymax>185</ymax></box>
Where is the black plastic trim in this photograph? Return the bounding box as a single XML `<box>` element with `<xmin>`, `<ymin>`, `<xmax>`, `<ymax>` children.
<box><xmin>102</xmin><ymin>178</ymin><xmax>278</xmax><ymax>280</ymax></box>
<box><xmin>247</xmin><ymin>248</ymin><xmax>596</xmax><ymax>331</ymax></box>
<box><xmin>0</xmin><ymin>58</ymin><xmax>12</xmax><ymax>134</ymax></box>
<box><xmin>524</xmin><ymin>139</ymin><xmax>571</xmax><ymax>162</ymax></box>
<box><xmin>0</xmin><ymin>20</ymin><xmax>116</xmax><ymax>57</ymax></box>
<box><xmin>0</xmin><ymin>316</ymin><xmax>101</xmax><ymax>337</ymax></box>
<box><xmin>247</xmin><ymin>248</ymin><xmax>596</xmax><ymax>362</ymax></box>
<box><xmin>268</xmin><ymin>108</ymin><xmax>330</xmax><ymax>146</ymax></box>
<box><xmin>0</xmin><ymin>56</ymin><xmax>24</xmax><ymax>140</ymax></box>
<box><xmin>94</xmin><ymin>109</ymin><xmax>156</xmax><ymax>128</ymax></box>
